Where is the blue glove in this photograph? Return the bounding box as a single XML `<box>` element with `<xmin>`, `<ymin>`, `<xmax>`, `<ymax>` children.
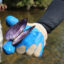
<box><xmin>3</xmin><ymin>40</ymin><xmax>15</xmax><ymax>54</ymax></box>
<box><xmin>16</xmin><ymin>25</ymin><xmax>45</xmax><ymax>57</ymax></box>
<box><xmin>5</xmin><ymin>16</ymin><xmax>19</xmax><ymax>26</ymax></box>
<box><xmin>3</xmin><ymin>16</ymin><xmax>47</xmax><ymax>57</ymax></box>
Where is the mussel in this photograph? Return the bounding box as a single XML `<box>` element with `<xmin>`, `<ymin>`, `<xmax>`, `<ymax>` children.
<box><xmin>5</xmin><ymin>18</ymin><xmax>35</xmax><ymax>45</ymax></box>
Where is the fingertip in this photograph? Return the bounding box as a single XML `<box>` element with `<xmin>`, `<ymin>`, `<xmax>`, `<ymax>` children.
<box><xmin>16</xmin><ymin>45</ymin><xmax>26</xmax><ymax>54</ymax></box>
<box><xmin>33</xmin><ymin>43</ymin><xmax>42</xmax><ymax>57</ymax></box>
<box><xmin>26</xmin><ymin>44</ymin><xmax>36</xmax><ymax>56</ymax></box>
<box><xmin>5</xmin><ymin>16</ymin><xmax>19</xmax><ymax>26</ymax></box>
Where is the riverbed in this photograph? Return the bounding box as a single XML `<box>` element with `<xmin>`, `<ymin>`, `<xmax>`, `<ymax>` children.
<box><xmin>0</xmin><ymin>9</ymin><xmax>64</xmax><ymax>64</ymax></box>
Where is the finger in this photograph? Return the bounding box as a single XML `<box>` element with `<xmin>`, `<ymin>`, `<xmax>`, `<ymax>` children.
<box><xmin>33</xmin><ymin>33</ymin><xmax>45</xmax><ymax>57</ymax></box>
<box><xmin>33</xmin><ymin>43</ymin><xmax>42</xmax><ymax>57</ymax></box>
<box><xmin>26</xmin><ymin>44</ymin><xmax>36</xmax><ymax>56</ymax></box>
<box><xmin>34</xmin><ymin>42</ymin><xmax>45</xmax><ymax>57</ymax></box>
<box><xmin>16</xmin><ymin>45</ymin><xmax>26</xmax><ymax>54</ymax></box>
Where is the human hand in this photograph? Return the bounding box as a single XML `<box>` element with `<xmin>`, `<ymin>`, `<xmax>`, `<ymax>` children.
<box><xmin>16</xmin><ymin>23</ymin><xmax>47</xmax><ymax>57</ymax></box>
<box><xmin>3</xmin><ymin>16</ymin><xmax>48</xmax><ymax>57</ymax></box>
<box><xmin>3</xmin><ymin>16</ymin><xmax>35</xmax><ymax>54</ymax></box>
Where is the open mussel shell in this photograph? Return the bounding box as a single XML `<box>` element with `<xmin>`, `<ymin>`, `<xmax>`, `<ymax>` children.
<box><xmin>5</xmin><ymin>18</ymin><xmax>27</xmax><ymax>40</ymax></box>
<box><xmin>12</xmin><ymin>26</ymin><xmax>35</xmax><ymax>45</ymax></box>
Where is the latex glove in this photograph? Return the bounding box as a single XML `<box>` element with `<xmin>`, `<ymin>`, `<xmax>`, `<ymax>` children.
<box><xmin>3</xmin><ymin>16</ymin><xmax>48</xmax><ymax>57</ymax></box>
<box><xmin>0</xmin><ymin>4</ymin><xmax>7</xmax><ymax>11</ymax></box>
<box><xmin>3</xmin><ymin>16</ymin><xmax>34</xmax><ymax>54</ymax></box>
<box><xmin>16</xmin><ymin>23</ymin><xmax>47</xmax><ymax>57</ymax></box>
<box><xmin>2</xmin><ymin>40</ymin><xmax>15</xmax><ymax>54</ymax></box>
<box><xmin>5</xmin><ymin>16</ymin><xmax>19</xmax><ymax>26</ymax></box>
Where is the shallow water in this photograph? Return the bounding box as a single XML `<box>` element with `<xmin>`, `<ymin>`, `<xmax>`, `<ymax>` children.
<box><xmin>0</xmin><ymin>9</ymin><xmax>64</xmax><ymax>64</ymax></box>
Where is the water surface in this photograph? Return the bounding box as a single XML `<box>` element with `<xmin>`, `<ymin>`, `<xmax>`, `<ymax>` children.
<box><xmin>0</xmin><ymin>9</ymin><xmax>64</xmax><ymax>64</ymax></box>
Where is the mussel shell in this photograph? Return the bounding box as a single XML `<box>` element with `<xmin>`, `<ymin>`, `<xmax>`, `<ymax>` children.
<box><xmin>5</xmin><ymin>18</ymin><xmax>27</xmax><ymax>40</ymax></box>
<box><xmin>12</xmin><ymin>26</ymin><xmax>35</xmax><ymax>45</ymax></box>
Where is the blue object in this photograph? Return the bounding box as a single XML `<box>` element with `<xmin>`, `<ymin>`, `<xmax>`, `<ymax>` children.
<box><xmin>4</xmin><ymin>16</ymin><xmax>45</xmax><ymax>57</ymax></box>
<box><xmin>2</xmin><ymin>40</ymin><xmax>15</xmax><ymax>54</ymax></box>
<box><xmin>5</xmin><ymin>16</ymin><xmax>19</xmax><ymax>26</ymax></box>
<box><xmin>16</xmin><ymin>25</ymin><xmax>45</xmax><ymax>57</ymax></box>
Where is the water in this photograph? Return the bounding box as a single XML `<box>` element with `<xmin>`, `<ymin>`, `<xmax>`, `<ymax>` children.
<box><xmin>0</xmin><ymin>9</ymin><xmax>64</xmax><ymax>64</ymax></box>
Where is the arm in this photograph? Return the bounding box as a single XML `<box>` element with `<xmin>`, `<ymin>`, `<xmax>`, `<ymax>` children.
<box><xmin>37</xmin><ymin>0</ymin><xmax>64</xmax><ymax>33</ymax></box>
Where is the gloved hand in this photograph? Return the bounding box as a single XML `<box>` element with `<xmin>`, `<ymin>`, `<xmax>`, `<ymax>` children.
<box><xmin>0</xmin><ymin>4</ymin><xmax>7</xmax><ymax>11</ymax></box>
<box><xmin>3</xmin><ymin>16</ymin><xmax>35</xmax><ymax>54</ymax></box>
<box><xmin>3</xmin><ymin>16</ymin><xmax>48</xmax><ymax>57</ymax></box>
<box><xmin>15</xmin><ymin>23</ymin><xmax>47</xmax><ymax>57</ymax></box>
